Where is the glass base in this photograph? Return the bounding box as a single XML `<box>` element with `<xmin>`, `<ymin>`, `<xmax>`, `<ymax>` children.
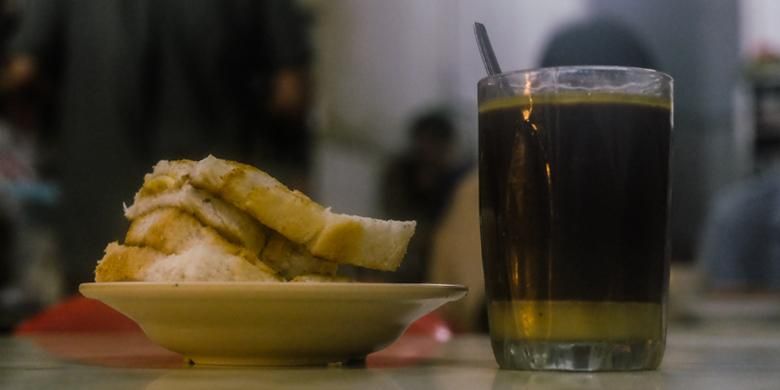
<box><xmin>492</xmin><ymin>339</ymin><xmax>664</xmax><ymax>371</ymax></box>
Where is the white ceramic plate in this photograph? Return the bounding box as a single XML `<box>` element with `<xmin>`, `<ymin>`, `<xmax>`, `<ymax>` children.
<box><xmin>79</xmin><ymin>282</ymin><xmax>467</xmax><ymax>366</ymax></box>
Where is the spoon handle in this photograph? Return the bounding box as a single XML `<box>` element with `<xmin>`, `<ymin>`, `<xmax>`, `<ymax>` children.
<box><xmin>474</xmin><ymin>22</ymin><xmax>503</xmax><ymax>75</ymax></box>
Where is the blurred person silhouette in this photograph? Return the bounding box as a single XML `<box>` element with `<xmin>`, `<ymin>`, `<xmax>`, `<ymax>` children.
<box><xmin>3</xmin><ymin>0</ymin><xmax>313</xmax><ymax>293</ymax></box>
<box><xmin>429</xmin><ymin>18</ymin><xmax>658</xmax><ymax>332</ymax></box>
<box><xmin>428</xmin><ymin>170</ymin><xmax>484</xmax><ymax>332</ymax></box>
<box><xmin>539</xmin><ymin>18</ymin><xmax>655</xmax><ymax>68</ymax></box>
<box><xmin>698</xmin><ymin>157</ymin><xmax>780</xmax><ymax>293</ymax></box>
<box><xmin>376</xmin><ymin>110</ymin><xmax>469</xmax><ymax>283</ymax></box>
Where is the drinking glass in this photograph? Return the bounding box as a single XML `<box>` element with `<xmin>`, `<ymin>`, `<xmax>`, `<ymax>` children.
<box><xmin>478</xmin><ymin>66</ymin><xmax>672</xmax><ymax>371</ymax></box>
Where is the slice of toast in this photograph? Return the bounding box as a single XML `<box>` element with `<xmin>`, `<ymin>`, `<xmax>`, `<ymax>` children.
<box><xmin>127</xmin><ymin>207</ymin><xmax>337</xmax><ymax>279</ymax></box>
<box><xmin>135</xmin><ymin>159</ymin><xmax>196</xmax><ymax>197</ymax></box>
<box><xmin>309</xmin><ymin>211</ymin><xmax>416</xmax><ymax>271</ymax></box>
<box><xmin>190</xmin><ymin>155</ymin><xmax>416</xmax><ymax>271</ymax></box>
<box><xmin>124</xmin><ymin>208</ymin><xmax>280</xmax><ymax>279</ymax></box>
<box><xmin>261</xmin><ymin>232</ymin><xmax>338</xmax><ymax>279</ymax></box>
<box><xmin>130</xmin><ymin>163</ymin><xmax>343</xmax><ymax>278</ymax></box>
<box><xmin>290</xmin><ymin>274</ymin><xmax>354</xmax><ymax>283</ymax></box>
<box><xmin>125</xmin><ymin>183</ymin><xmax>267</xmax><ymax>255</ymax></box>
<box><xmin>143</xmin><ymin>243</ymin><xmax>280</xmax><ymax>282</ymax></box>
<box><xmin>191</xmin><ymin>156</ymin><xmax>326</xmax><ymax>244</ymax></box>
<box><xmin>126</xmin><ymin>207</ymin><xmax>250</xmax><ymax>256</ymax></box>
<box><xmin>95</xmin><ymin>242</ymin><xmax>164</xmax><ymax>282</ymax></box>
<box><xmin>95</xmin><ymin>242</ymin><xmax>280</xmax><ymax>282</ymax></box>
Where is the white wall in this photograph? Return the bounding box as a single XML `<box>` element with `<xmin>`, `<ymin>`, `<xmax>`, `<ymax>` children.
<box><xmin>448</xmin><ymin>1</ymin><xmax>589</xmax><ymax>108</ymax></box>
<box><xmin>740</xmin><ymin>0</ymin><xmax>780</xmax><ymax>56</ymax></box>
<box><xmin>307</xmin><ymin>0</ymin><xmax>587</xmax><ymax>216</ymax></box>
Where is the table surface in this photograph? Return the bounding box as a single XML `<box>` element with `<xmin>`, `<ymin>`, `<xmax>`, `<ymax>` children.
<box><xmin>3</xmin><ymin>321</ymin><xmax>780</xmax><ymax>390</ymax></box>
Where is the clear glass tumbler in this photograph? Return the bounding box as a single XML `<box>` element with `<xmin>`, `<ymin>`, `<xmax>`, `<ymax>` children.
<box><xmin>478</xmin><ymin>66</ymin><xmax>672</xmax><ymax>371</ymax></box>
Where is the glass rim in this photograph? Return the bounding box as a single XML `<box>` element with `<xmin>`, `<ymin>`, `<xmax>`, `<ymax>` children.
<box><xmin>478</xmin><ymin>65</ymin><xmax>672</xmax><ymax>87</ymax></box>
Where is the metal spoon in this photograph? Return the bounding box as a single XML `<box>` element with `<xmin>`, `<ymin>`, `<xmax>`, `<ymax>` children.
<box><xmin>474</xmin><ymin>22</ymin><xmax>502</xmax><ymax>76</ymax></box>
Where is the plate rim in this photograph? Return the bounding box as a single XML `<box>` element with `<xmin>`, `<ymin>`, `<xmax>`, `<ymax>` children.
<box><xmin>79</xmin><ymin>282</ymin><xmax>468</xmax><ymax>302</ymax></box>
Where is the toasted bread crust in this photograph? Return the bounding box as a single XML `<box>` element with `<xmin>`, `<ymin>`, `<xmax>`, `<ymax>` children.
<box><xmin>95</xmin><ymin>242</ymin><xmax>281</xmax><ymax>282</ymax></box>
<box><xmin>290</xmin><ymin>274</ymin><xmax>354</xmax><ymax>283</ymax></box>
<box><xmin>125</xmin><ymin>208</ymin><xmax>280</xmax><ymax>278</ymax></box>
<box><xmin>261</xmin><ymin>232</ymin><xmax>338</xmax><ymax>279</ymax></box>
<box><xmin>126</xmin><ymin>184</ymin><xmax>267</xmax><ymax>254</ymax></box>
<box><xmin>309</xmin><ymin>211</ymin><xmax>416</xmax><ymax>271</ymax></box>
<box><xmin>137</xmin><ymin>160</ymin><xmax>196</xmax><ymax>197</ymax></box>
<box><xmin>191</xmin><ymin>156</ymin><xmax>326</xmax><ymax>244</ymax></box>
<box><xmin>95</xmin><ymin>242</ymin><xmax>165</xmax><ymax>282</ymax></box>
<box><xmin>190</xmin><ymin>155</ymin><xmax>416</xmax><ymax>271</ymax></box>
<box><xmin>143</xmin><ymin>243</ymin><xmax>280</xmax><ymax>282</ymax></box>
<box><xmin>126</xmin><ymin>208</ymin><xmax>242</xmax><ymax>256</ymax></box>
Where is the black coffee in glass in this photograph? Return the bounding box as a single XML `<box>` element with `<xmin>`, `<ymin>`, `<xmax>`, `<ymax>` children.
<box><xmin>478</xmin><ymin>67</ymin><xmax>672</xmax><ymax>371</ymax></box>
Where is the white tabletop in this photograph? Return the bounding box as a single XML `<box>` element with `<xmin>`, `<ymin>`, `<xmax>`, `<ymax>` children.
<box><xmin>3</xmin><ymin>321</ymin><xmax>780</xmax><ymax>389</ymax></box>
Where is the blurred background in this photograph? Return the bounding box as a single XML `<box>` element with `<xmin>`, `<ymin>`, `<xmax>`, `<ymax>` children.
<box><xmin>1</xmin><ymin>0</ymin><xmax>779</xmax><ymax>332</ymax></box>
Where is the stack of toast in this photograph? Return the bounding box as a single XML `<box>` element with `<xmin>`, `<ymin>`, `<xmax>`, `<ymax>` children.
<box><xmin>95</xmin><ymin>156</ymin><xmax>416</xmax><ymax>282</ymax></box>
